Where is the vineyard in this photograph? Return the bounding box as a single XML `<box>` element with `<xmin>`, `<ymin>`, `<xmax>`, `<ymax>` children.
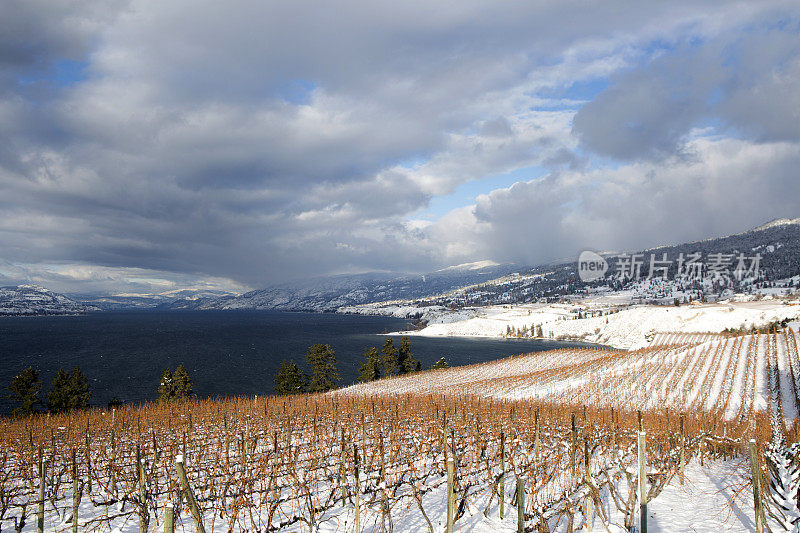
<box><xmin>1</xmin><ymin>329</ymin><xmax>799</xmax><ymax>531</ymax></box>
<box><xmin>347</xmin><ymin>329</ymin><xmax>800</xmax><ymax>431</ymax></box>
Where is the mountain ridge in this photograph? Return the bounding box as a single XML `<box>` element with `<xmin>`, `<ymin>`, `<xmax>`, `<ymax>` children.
<box><xmin>6</xmin><ymin>219</ymin><xmax>800</xmax><ymax>315</ymax></box>
<box><xmin>0</xmin><ymin>285</ymin><xmax>100</xmax><ymax>315</ymax></box>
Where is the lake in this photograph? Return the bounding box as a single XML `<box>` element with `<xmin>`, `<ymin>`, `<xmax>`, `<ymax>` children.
<box><xmin>0</xmin><ymin>310</ymin><xmax>591</xmax><ymax>413</ymax></box>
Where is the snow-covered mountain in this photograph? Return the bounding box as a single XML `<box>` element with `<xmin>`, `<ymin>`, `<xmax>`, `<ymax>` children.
<box><xmin>176</xmin><ymin>218</ymin><xmax>800</xmax><ymax>312</ymax></box>
<box><xmin>194</xmin><ymin>264</ymin><xmax>518</xmax><ymax>311</ymax></box>
<box><xmin>0</xmin><ymin>285</ymin><xmax>100</xmax><ymax>315</ymax></box>
<box><xmin>78</xmin><ymin>289</ymin><xmax>239</xmax><ymax>310</ymax></box>
<box><xmin>36</xmin><ymin>217</ymin><xmax>800</xmax><ymax>314</ymax></box>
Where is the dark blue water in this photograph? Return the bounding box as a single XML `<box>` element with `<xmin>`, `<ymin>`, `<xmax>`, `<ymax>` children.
<box><xmin>0</xmin><ymin>311</ymin><xmax>589</xmax><ymax>413</ymax></box>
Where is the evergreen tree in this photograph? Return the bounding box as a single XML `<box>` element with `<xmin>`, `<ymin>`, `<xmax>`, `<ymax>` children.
<box><xmin>107</xmin><ymin>397</ymin><xmax>123</xmax><ymax>409</ymax></box>
<box><xmin>47</xmin><ymin>367</ymin><xmax>91</xmax><ymax>413</ymax></box>
<box><xmin>306</xmin><ymin>344</ymin><xmax>339</xmax><ymax>393</ymax></box>
<box><xmin>357</xmin><ymin>347</ymin><xmax>382</xmax><ymax>383</ymax></box>
<box><xmin>173</xmin><ymin>364</ymin><xmax>194</xmax><ymax>399</ymax></box>
<box><xmin>158</xmin><ymin>368</ymin><xmax>176</xmax><ymax>402</ymax></box>
<box><xmin>7</xmin><ymin>367</ymin><xmax>42</xmax><ymax>417</ymax></box>
<box><xmin>274</xmin><ymin>360</ymin><xmax>307</xmax><ymax>395</ymax></box>
<box><xmin>431</xmin><ymin>357</ymin><xmax>449</xmax><ymax>370</ymax></box>
<box><xmin>158</xmin><ymin>364</ymin><xmax>194</xmax><ymax>402</ymax></box>
<box><xmin>396</xmin><ymin>336</ymin><xmax>419</xmax><ymax>374</ymax></box>
<box><xmin>381</xmin><ymin>338</ymin><xmax>400</xmax><ymax>375</ymax></box>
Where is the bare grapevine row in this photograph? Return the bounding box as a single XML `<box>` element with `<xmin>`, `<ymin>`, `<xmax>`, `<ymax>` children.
<box><xmin>0</xmin><ymin>393</ymin><xmax>770</xmax><ymax>531</ymax></box>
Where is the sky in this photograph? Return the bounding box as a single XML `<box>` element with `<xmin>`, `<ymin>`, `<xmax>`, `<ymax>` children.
<box><xmin>1</xmin><ymin>1</ymin><xmax>799</xmax><ymax>295</ymax></box>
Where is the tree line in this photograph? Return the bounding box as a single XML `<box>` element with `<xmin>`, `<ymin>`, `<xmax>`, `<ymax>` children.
<box><xmin>5</xmin><ymin>363</ymin><xmax>195</xmax><ymax>417</ymax></box>
<box><xmin>273</xmin><ymin>336</ymin><xmax>450</xmax><ymax>395</ymax></box>
<box><xmin>6</xmin><ymin>338</ymin><xmax>451</xmax><ymax>415</ymax></box>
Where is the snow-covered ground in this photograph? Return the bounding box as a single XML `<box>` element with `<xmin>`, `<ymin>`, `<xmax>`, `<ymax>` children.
<box><xmin>29</xmin><ymin>457</ymin><xmax>762</xmax><ymax>532</ymax></box>
<box><xmin>401</xmin><ymin>299</ymin><xmax>800</xmax><ymax>350</ymax></box>
<box><xmin>278</xmin><ymin>458</ymin><xmax>762</xmax><ymax>532</ymax></box>
<box><xmin>645</xmin><ymin>459</ymin><xmax>761</xmax><ymax>533</ymax></box>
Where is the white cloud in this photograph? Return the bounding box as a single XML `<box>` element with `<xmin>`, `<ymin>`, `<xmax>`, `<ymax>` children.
<box><xmin>0</xmin><ymin>0</ymin><xmax>797</xmax><ymax>291</ymax></box>
<box><xmin>427</xmin><ymin>137</ymin><xmax>800</xmax><ymax>265</ymax></box>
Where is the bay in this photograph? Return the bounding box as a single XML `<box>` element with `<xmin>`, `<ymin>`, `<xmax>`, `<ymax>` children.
<box><xmin>0</xmin><ymin>310</ymin><xmax>593</xmax><ymax>414</ymax></box>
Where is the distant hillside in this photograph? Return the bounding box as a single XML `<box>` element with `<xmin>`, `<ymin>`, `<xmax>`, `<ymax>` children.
<box><xmin>0</xmin><ymin>285</ymin><xmax>100</xmax><ymax>315</ymax></box>
<box><xmin>78</xmin><ymin>289</ymin><xmax>238</xmax><ymax>310</ymax></box>
<box><xmin>65</xmin><ymin>218</ymin><xmax>800</xmax><ymax>313</ymax></box>
<box><xmin>194</xmin><ymin>263</ymin><xmax>519</xmax><ymax>311</ymax></box>
<box><xmin>404</xmin><ymin>218</ymin><xmax>800</xmax><ymax>308</ymax></box>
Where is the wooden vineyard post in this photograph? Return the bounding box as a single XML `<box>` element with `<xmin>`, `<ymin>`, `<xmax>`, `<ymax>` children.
<box><xmin>110</xmin><ymin>431</ymin><xmax>117</xmax><ymax>494</ymax></box>
<box><xmin>516</xmin><ymin>476</ymin><xmax>524</xmax><ymax>533</ymax></box>
<box><xmin>175</xmin><ymin>455</ymin><xmax>206</xmax><ymax>533</ymax></box>
<box><xmin>72</xmin><ymin>449</ymin><xmax>80</xmax><ymax>533</ymax></box>
<box><xmin>85</xmin><ymin>432</ymin><xmax>92</xmax><ymax>494</ymax></box>
<box><xmin>379</xmin><ymin>431</ymin><xmax>389</xmax><ymax>533</ymax></box>
<box><xmin>534</xmin><ymin>409</ymin><xmax>540</xmax><ymax>459</ymax></box>
<box><xmin>340</xmin><ymin>427</ymin><xmax>347</xmax><ymax>501</ymax></box>
<box><xmin>700</xmin><ymin>435</ymin><xmax>704</xmax><ymax>467</ymax></box>
<box><xmin>679</xmin><ymin>414</ymin><xmax>685</xmax><ymax>485</ymax></box>
<box><xmin>499</xmin><ymin>431</ymin><xmax>505</xmax><ymax>519</ymax></box>
<box><xmin>638</xmin><ymin>431</ymin><xmax>647</xmax><ymax>533</ymax></box>
<box><xmin>571</xmin><ymin>413</ymin><xmax>577</xmax><ymax>477</ymax></box>
<box><xmin>139</xmin><ymin>456</ymin><xmax>149</xmax><ymax>533</ymax></box>
<box><xmin>446</xmin><ymin>457</ymin><xmax>454</xmax><ymax>533</ymax></box>
<box><xmin>354</xmin><ymin>444</ymin><xmax>361</xmax><ymax>532</ymax></box>
<box><xmin>272</xmin><ymin>430</ymin><xmax>279</xmax><ymax>503</ymax></box>
<box><xmin>37</xmin><ymin>451</ymin><xmax>45</xmax><ymax>533</ymax></box>
<box><xmin>381</xmin><ymin>480</ymin><xmax>388</xmax><ymax>533</ymax></box>
<box><xmin>585</xmin><ymin>438</ymin><xmax>593</xmax><ymax>532</ymax></box>
<box><xmin>749</xmin><ymin>440</ymin><xmax>764</xmax><ymax>533</ymax></box>
<box><xmin>164</xmin><ymin>503</ymin><xmax>174</xmax><ymax>533</ymax></box>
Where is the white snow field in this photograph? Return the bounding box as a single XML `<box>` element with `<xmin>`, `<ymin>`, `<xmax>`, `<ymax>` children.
<box><xmin>401</xmin><ymin>299</ymin><xmax>800</xmax><ymax>350</ymax></box>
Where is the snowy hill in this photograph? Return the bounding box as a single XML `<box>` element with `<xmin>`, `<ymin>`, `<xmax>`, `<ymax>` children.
<box><xmin>0</xmin><ymin>285</ymin><xmax>100</xmax><ymax>315</ymax></box>
<box><xmin>193</xmin><ymin>217</ymin><xmax>800</xmax><ymax>313</ymax></box>
<box><xmin>344</xmin><ymin>325</ymin><xmax>800</xmax><ymax>426</ymax></box>
<box><xmin>402</xmin><ymin>299</ymin><xmax>800</xmax><ymax>349</ymax></box>
<box><xmin>195</xmin><ymin>263</ymin><xmax>518</xmax><ymax>311</ymax></box>
<box><xmin>63</xmin><ymin>217</ymin><xmax>800</xmax><ymax>313</ymax></box>
<box><xmin>78</xmin><ymin>288</ymin><xmax>238</xmax><ymax>310</ymax></box>
<box><xmin>356</xmin><ymin>217</ymin><xmax>800</xmax><ymax>311</ymax></box>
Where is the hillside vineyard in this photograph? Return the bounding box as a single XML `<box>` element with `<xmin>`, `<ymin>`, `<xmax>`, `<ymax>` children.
<box><xmin>0</xmin><ymin>329</ymin><xmax>792</xmax><ymax>531</ymax></box>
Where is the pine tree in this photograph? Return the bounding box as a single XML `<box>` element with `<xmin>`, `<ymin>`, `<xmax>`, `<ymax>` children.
<box><xmin>173</xmin><ymin>364</ymin><xmax>194</xmax><ymax>399</ymax></box>
<box><xmin>158</xmin><ymin>365</ymin><xmax>194</xmax><ymax>402</ymax></box>
<box><xmin>381</xmin><ymin>338</ymin><xmax>400</xmax><ymax>376</ymax></box>
<box><xmin>6</xmin><ymin>366</ymin><xmax>42</xmax><ymax>417</ymax></box>
<box><xmin>274</xmin><ymin>360</ymin><xmax>307</xmax><ymax>395</ymax></box>
<box><xmin>306</xmin><ymin>344</ymin><xmax>339</xmax><ymax>393</ymax></box>
<box><xmin>47</xmin><ymin>367</ymin><xmax>91</xmax><ymax>413</ymax></box>
<box><xmin>158</xmin><ymin>368</ymin><xmax>176</xmax><ymax>402</ymax></box>
<box><xmin>396</xmin><ymin>336</ymin><xmax>419</xmax><ymax>374</ymax></box>
<box><xmin>431</xmin><ymin>357</ymin><xmax>449</xmax><ymax>370</ymax></box>
<box><xmin>107</xmin><ymin>397</ymin><xmax>123</xmax><ymax>409</ymax></box>
<box><xmin>357</xmin><ymin>347</ymin><xmax>382</xmax><ymax>383</ymax></box>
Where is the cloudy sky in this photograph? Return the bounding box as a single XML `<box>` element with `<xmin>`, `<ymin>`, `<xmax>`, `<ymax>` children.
<box><xmin>1</xmin><ymin>1</ymin><xmax>799</xmax><ymax>294</ymax></box>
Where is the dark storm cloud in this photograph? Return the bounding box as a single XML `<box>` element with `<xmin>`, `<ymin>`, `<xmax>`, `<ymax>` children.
<box><xmin>573</xmin><ymin>20</ymin><xmax>800</xmax><ymax>160</ymax></box>
<box><xmin>0</xmin><ymin>0</ymin><xmax>798</xmax><ymax>291</ymax></box>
